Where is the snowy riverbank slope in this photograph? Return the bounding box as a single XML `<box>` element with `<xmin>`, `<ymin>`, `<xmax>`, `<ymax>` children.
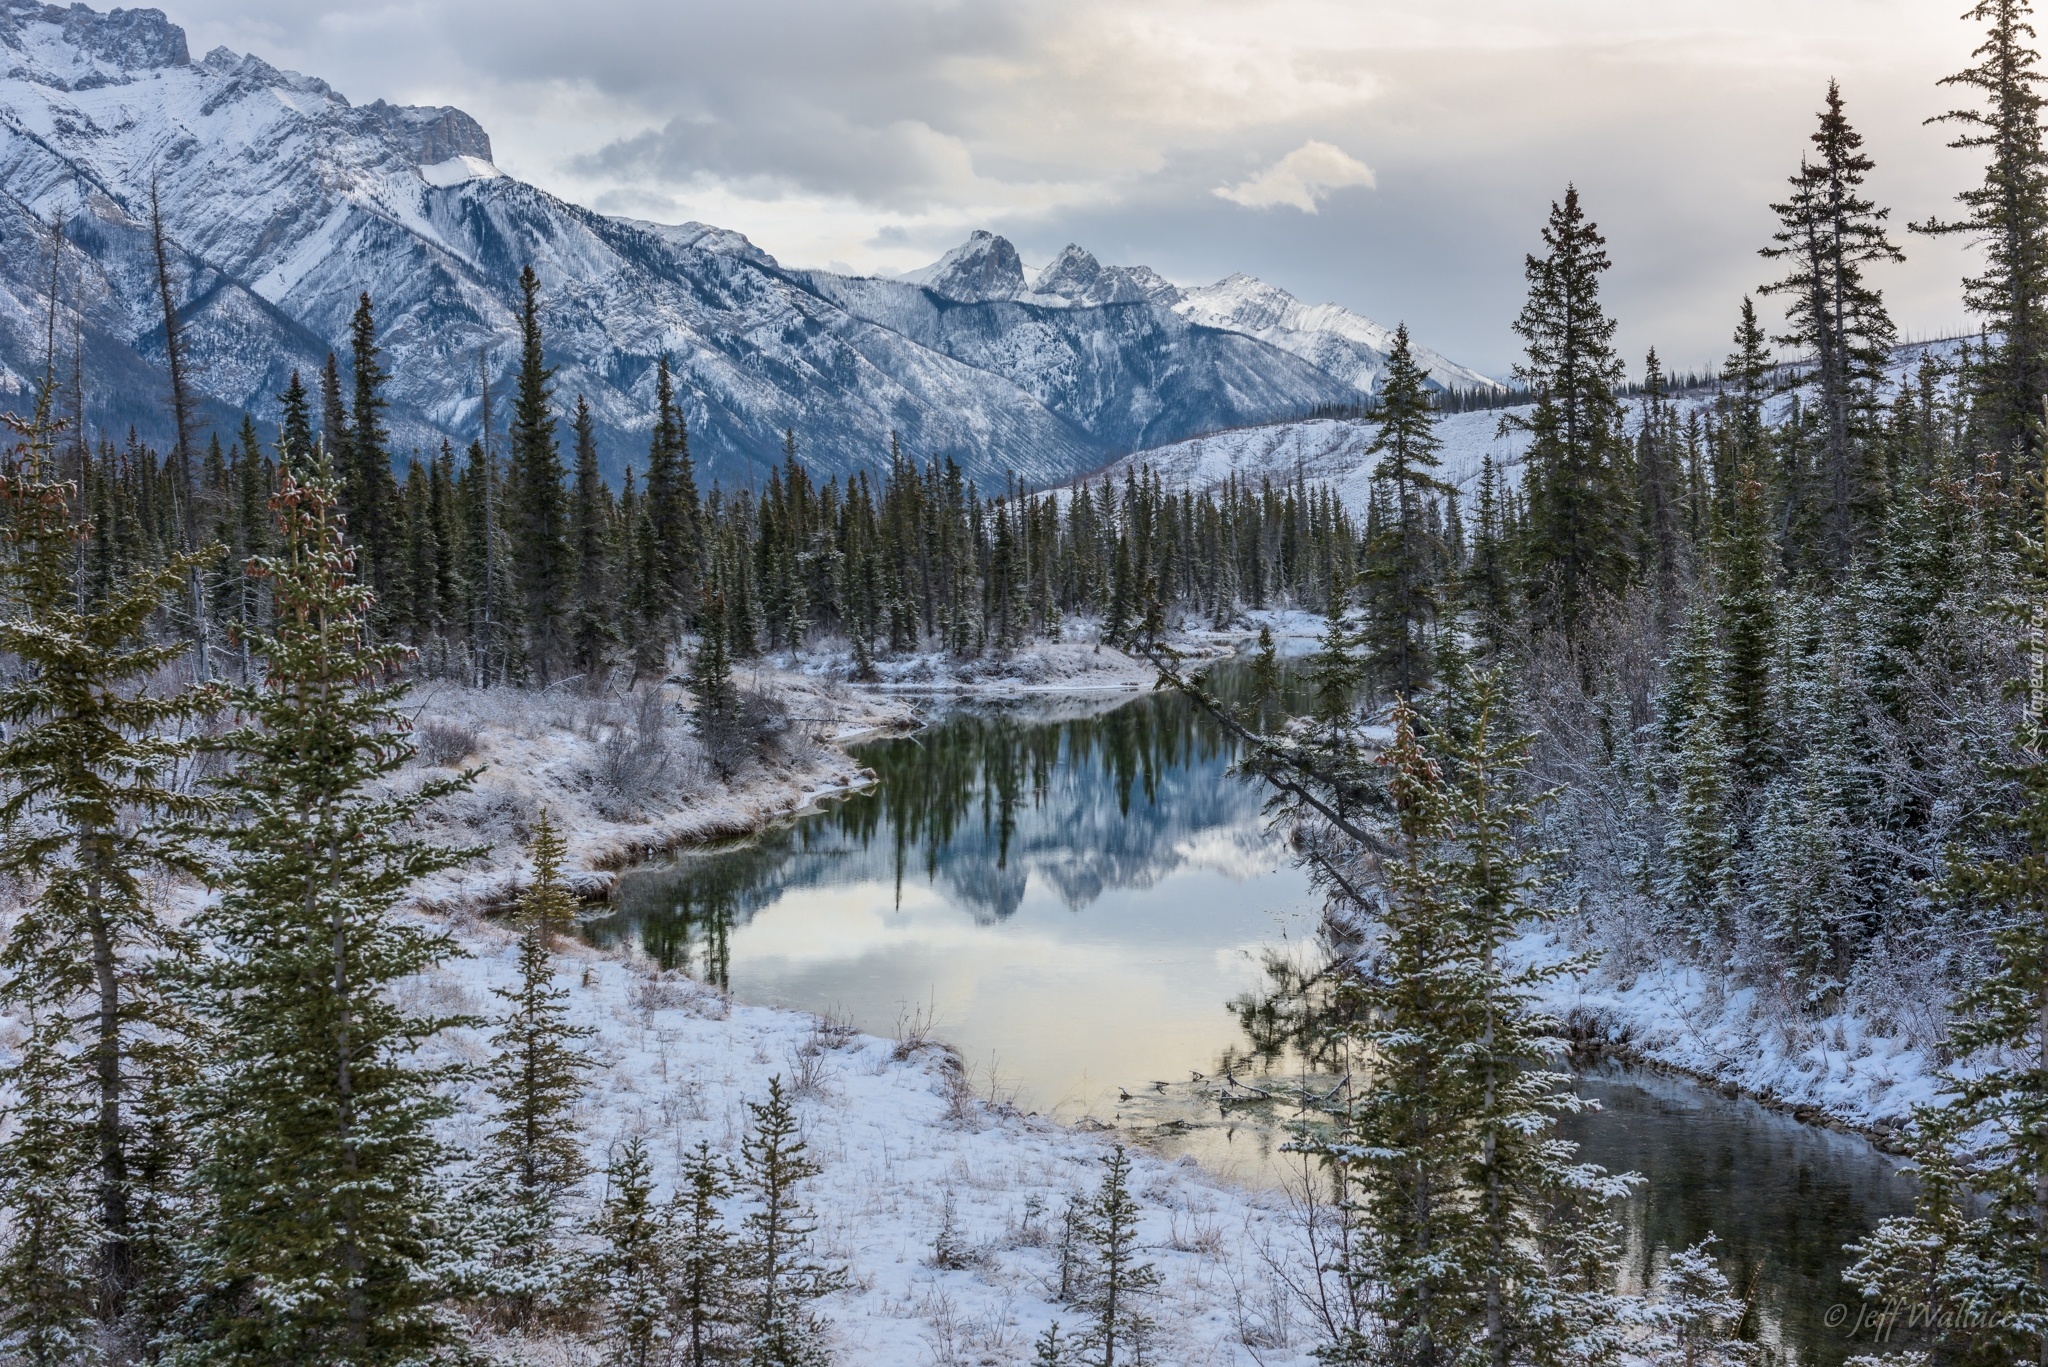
<box><xmin>400</xmin><ymin>671</ymin><xmax>915</xmax><ymax>909</ymax></box>
<box><xmin>1516</xmin><ymin>925</ymin><xmax>1948</xmax><ymax>1145</ymax></box>
<box><xmin>429</xmin><ymin>919</ymin><xmax>1323</xmax><ymax>1365</ymax></box>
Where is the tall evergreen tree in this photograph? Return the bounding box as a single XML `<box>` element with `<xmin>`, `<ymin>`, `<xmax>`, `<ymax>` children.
<box><xmin>1360</xmin><ymin>323</ymin><xmax>1452</xmax><ymax>698</ymax></box>
<box><xmin>569</xmin><ymin>394</ymin><xmax>617</xmax><ymax>678</ymax></box>
<box><xmin>1760</xmin><ymin>81</ymin><xmax>1903</xmax><ymax>571</ymax></box>
<box><xmin>1918</xmin><ymin>0</ymin><xmax>2048</xmax><ymax>469</ymax></box>
<box><xmin>1511</xmin><ymin>187</ymin><xmax>1635</xmax><ymax>636</ymax></box>
<box><xmin>181</xmin><ymin>470</ymin><xmax>476</xmax><ymax>1363</ymax></box>
<box><xmin>508</xmin><ymin>267</ymin><xmax>569</xmax><ymax>681</ymax></box>
<box><xmin>0</xmin><ymin>399</ymin><xmax>220</xmax><ymax>1349</ymax></box>
<box><xmin>277</xmin><ymin>370</ymin><xmax>314</xmax><ymax>473</ymax></box>
<box><xmin>586</xmin><ymin>1136</ymin><xmax>670</xmax><ymax>1367</ymax></box>
<box><xmin>1715</xmin><ymin>460</ymin><xmax>1780</xmax><ymax>788</ymax></box>
<box><xmin>344</xmin><ymin>294</ymin><xmax>402</xmax><ymax>617</ymax></box>
<box><xmin>1635</xmin><ymin>348</ymin><xmax>1684</xmax><ymax>627</ymax></box>
<box><xmin>737</xmin><ymin>1077</ymin><xmax>841</xmax><ymax>1367</ymax></box>
<box><xmin>669</xmin><ymin>1141</ymin><xmax>742</xmax><ymax>1367</ymax></box>
<box><xmin>1658</xmin><ymin>601</ymin><xmax>1736</xmax><ymax>948</ymax></box>
<box><xmin>471</xmin><ymin>810</ymin><xmax>593</xmax><ymax>1329</ymax></box>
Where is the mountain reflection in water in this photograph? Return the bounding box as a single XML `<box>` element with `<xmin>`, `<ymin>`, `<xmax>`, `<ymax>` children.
<box><xmin>586</xmin><ymin>685</ymin><xmax>1283</xmax><ymax>979</ymax></box>
<box><xmin>579</xmin><ymin>677</ymin><xmax>1317</xmax><ymax>1161</ymax></box>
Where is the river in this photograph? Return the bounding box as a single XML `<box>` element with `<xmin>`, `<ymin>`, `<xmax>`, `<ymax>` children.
<box><xmin>580</xmin><ymin>670</ymin><xmax>1915</xmax><ymax>1366</ymax></box>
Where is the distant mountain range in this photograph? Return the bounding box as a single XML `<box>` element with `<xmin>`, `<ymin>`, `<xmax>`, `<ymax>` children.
<box><xmin>0</xmin><ymin>0</ymin><xmax>1498</xmax><ymax>486</ymax></box>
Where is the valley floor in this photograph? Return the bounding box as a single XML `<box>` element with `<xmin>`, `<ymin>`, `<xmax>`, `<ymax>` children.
<box><xmin>0</xmin><ymin>630</ymin><xmax>1949</xmax><ymax>1362</ymax></box>
<box><xmin>399</xmin><ymin>660</ymin><xmax>1325</xmax><ymax>1364</ymax></box>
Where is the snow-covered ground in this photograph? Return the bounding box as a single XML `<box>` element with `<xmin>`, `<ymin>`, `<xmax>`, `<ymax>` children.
<box><xmin>0</xmin><ymin>639</ymin><xmax>1954</xmax><ymax>1360</ymax></box>
<box><xmin>401</xmin><ymin>671</ymin><xmax>917</xmax><ymax>909</ymax></box>
<box><xmin>430</xmin><ymin>916</ymin><xmax>1325</xmax><ymax>1365</ymax></box>
<box><xmin>396</xmin><ymin>667</ymin><xmax>1332</xmax><ymax>1362</ymax></box>
<box><xmin>1517</xmin><ymin>927</ymin><xmax>1945</xmax><ymax>1147</ymax></box>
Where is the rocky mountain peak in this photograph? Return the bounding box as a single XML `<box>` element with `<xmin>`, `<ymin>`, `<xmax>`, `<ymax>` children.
<box><xmin>366</xmin><ymin>99</ymin><xmax>494</xmax><ymax>166</ymax></box>
<box><xmin>0</xmin><ymin>1</ymin><xmax>187</xmax><ymax>85</ymax></box>
<box><xmin>1029</xmin><ymin>243</ymin><xmax>1180</xmax><ymax>307</ymax></box>
<box><xmin>1031</xmin><ymin>244</ymin><xmax>1103</xmax><ymax>298</ymax></box>
<box><xmin>903</xmin><ymin>230</ymin><xmax>1026</xmax><ymax>302</ymax></box>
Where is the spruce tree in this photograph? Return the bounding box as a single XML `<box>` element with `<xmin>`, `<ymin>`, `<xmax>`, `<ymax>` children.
<box><xmin>0</xmin><ymin>1009</ymin><xmax>98</xmax><ymax>1366</ymax></box>
<box><xmin>344</xmin><ymin>294</ymin><xmax>402</xmax><ymax>617</ymax></box>
<box><xmin>1077</xmin><ymin>1147</ymin><xmax>1159</xmax><ymax>1367</ymax></box>
<box><xmin>1289</xmin><ymin>683</ymin><xmax>1630</xmax><ymax>1367</ymax></box>
<box><xmin>0</xmin><ymin>399</ymin><xmax>220</xmax><ymax>1347</ymax></box>
<box><xmin>1715</xmin><ymin>461</ymin><xmax>1780</xmax><ymax>789</ymax></box>
<box><xmin>1306</xmin><ymin>573</ymin><xmax>1363</xmax><ymax>724</ymax></box>
<box><xmin>1643</xmin><ymin>1238</ymin><xmax>1752</xmax><ymax>1367</ymax></box>
<box><xmin>1918</xmin><ymin>0</ymin><xmax>2048</xmax><ymax>469</ymax></box>
<box><xmin>471</xmin><ymin>809</ymin><xmax>593</xmax><ymax>1329</ymax></box>
<box><xmin>1032</xmin><ymin>1320</ymin><xmax>1072</xmax><ymax>1367</ymax></box>
<box><xmin>319</xmin><ymin>352</ymin><xmax>349</xmax><ymax>475</ymax></box>
<box><xmin>569</xmin><ymin>394</ymin><xmax>618</xmax><ymax>678</ymax></box>
<box><xmin>1759</xmin><ymin>81</ymin><xmax>1903</xmax><ymax>571</ymax></box>
<box><xmin>1659</xmin><ymin>603</ymin><xmax>1736</xmax><ymax>950</ymax></box>
<box><xmin>1636</xmin><ymin>348</ymin><xmax>1684</xmax><ymax>626</ymax></box>
<box><xmin>509</xmin><ymin>266</ymin><xmax>569</xmax><ymax>681</ymax></box>
<box><xmin>1511</xmin><ymin>187</ymin><xmax>1635</xmax><ymax>637</ymax></box>
<box><xmin>1466</xmin><ymin>454</ymin><xmax>1517</xmax><ymax>657</ymax></box>
<box><xmin>587</xmin><ymin>1135</ymin><xmax>670</xmax><ymax>1367</ymax></box>
<box><xmin>1250</xmin><ymin>624</ymin><xmax>1282</xmax><ymax>711</ymax></box>
<box><xmin>1360</xmin><ymin>324</ymin><xmax>1451</xmax><ymax>698</ymax></box>
<box><xmin>1840</xmin><ymin>458</ymin><xmax>2048</xmax><ymax>1363</ymax></box>
<box><xmin>277</xmin><ymin>369</ymin><xmax>314</xmax><ymax>473</ymax></box>
<box><xmin>670</xmin><ymin>1140</ymin><xmax>742</xmax><ymax>1367</ymax></box>
<box><xmin>737</xmin><ymin>1076</ymin><xmax>842</xmax><ymax>1367</ymax></box>
<box><xmin>687</xmin><ymin>591</ymin><xmax>740</xmax><ymax>776</ymax></box>
<box><xmin>181</xmin><ymin>470</ymin><xmax>477</xmax><ymax>1363</ymax></box>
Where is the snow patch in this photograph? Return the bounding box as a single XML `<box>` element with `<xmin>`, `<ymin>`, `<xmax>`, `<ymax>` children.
<box><xmin>418</xmin><ymin>153</ymin><xmax>501</xmax><ymax>187</ymax></box>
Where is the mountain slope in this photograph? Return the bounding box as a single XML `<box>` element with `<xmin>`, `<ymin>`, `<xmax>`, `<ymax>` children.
<box><xmin>0</xmin><ymin>0</ymin><xmax>1495</xmax><ymax>486</ymax></box>
<box><xmin>1171</xmin><ymin>274</ymin><xmax>1498</xmax><ymax>395</ymax></box>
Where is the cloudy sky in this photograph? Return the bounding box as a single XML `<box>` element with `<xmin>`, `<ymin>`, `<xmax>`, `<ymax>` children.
<box><xmin>171</xmin><ymin>0</ymin><xmax>1981</xmax><ymax>378</ymax></box>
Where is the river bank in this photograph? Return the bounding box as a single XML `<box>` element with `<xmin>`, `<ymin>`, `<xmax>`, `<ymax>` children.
<box><xmin>394</xmin><ymin>657</ymin><xmax>1328</xmax><ymax>1363</ymax></box>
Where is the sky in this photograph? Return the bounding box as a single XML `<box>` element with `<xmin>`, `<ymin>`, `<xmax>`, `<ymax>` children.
<box><xmin>167</xmin><ymin>0</ymin><xmax>1986</xmax><ymax>379</ymax></box>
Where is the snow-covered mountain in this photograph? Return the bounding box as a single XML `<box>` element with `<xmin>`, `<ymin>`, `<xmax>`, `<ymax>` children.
<box><xmin>1171</xmin><ymin>274</ymin><xmax>1497</xmax><ymax>396</ymax></box>
<box><xmin>1093</xmin><ymin>338</ymin><xmax>1967</xmax><ymax>517</ymax></box>
<box><xmin>0</xmin><ymin>0</ymin><xmax>1496</xmax><ymax>485</ymax></box>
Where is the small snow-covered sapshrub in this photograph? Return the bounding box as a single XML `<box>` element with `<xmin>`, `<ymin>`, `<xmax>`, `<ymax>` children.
<box><xmin>590</xmin><ymin>687</ymin><xmax>683</xmax><ymax>817</ymax></box>
<box><xmin>929</xmin><ymin>1190</ymin><xmax>986</xmax><ymax>1270</ymax></box>
<box><xmin>1846</xmin><ymin>931</ymin><xmax>1954</xmax><ymax>1057</ymax></box>
<box><xmin>697</xmin><ymin>684</ymin><xmax>792</xmax><ymax>779</ymax></box>
<box><xmin>418</xmin><ymin>717</ymin><xmax>480</xmax><ymax>767</ymax></box>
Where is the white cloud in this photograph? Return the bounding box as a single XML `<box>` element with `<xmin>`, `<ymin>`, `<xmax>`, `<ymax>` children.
<box><xmin>1213</xmin><ymin>140</ymin><xmax>1375</xmax><ymax>212</ymax></box>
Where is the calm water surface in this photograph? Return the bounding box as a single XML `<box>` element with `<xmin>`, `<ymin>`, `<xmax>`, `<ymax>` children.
<box><xmin>581</xmin><ymin>672</ymin><xmax>1915</xmax><ymax>1366</ymax></box>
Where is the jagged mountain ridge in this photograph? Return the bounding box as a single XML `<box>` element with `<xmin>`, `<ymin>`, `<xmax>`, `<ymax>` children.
<box><xmin>0</xmin><ymin>0</ymin><xmax>1496</xmax><ymax>486</ymax></box>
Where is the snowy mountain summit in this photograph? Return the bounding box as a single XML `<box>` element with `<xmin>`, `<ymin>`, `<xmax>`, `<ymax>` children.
<box><xmin>890</xmin><ymin>232</ymin><xmax>1496</xmax><ymax>394</ymax></box>
<box><xmin>0</xmin><ymin>0</ymin><xmax>1497</xmax><ymax>483</ymax></box>
<box><xmin>899</xmin><ymin>229</ymin><xmax>1027</xmax><ymax>301</ymax></box>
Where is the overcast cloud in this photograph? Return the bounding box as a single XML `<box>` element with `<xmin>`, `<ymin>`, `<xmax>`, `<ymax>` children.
<box><xmin>166</xmin><ymin>0</ymin><xmax>1982</xmax><ymax>377</ymax></box>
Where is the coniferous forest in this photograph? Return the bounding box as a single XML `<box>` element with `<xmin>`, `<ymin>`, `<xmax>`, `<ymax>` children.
<box><xmin>12</xmin><ymin>0</ymin><xmax>2048</xmax><ymax>1364</ymax></box>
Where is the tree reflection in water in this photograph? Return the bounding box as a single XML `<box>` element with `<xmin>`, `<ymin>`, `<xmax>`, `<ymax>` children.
<box><xmin>580</xmin><ymin>668</ymin><xmax>1299</xmax><ymax>986</ymax></box>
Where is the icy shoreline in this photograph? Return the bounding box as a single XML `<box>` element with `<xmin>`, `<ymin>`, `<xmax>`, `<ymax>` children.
<box><xmin>1515</xmin><ymin>928</ymin><xmax>1945</xmax><ymax>1150</ymax></box>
